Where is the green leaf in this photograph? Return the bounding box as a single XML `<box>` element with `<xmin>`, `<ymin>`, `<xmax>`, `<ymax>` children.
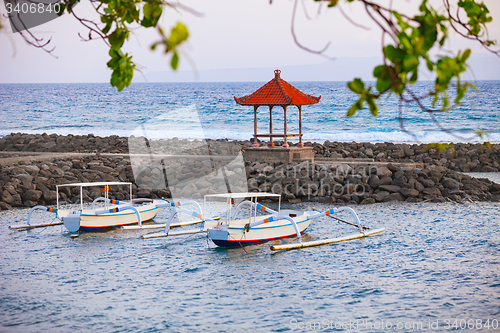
<box><xmin>431</xmin><ymin>94</ymin><xmax>438</xmax><ymax>107</ymax></box>
<box><xmin>474</xmin><ymin>129</ymin><xmax>488</xmax><ymax>139</ymax></box>
<box><xmin>102</xmin><ymin>22</ymin><xmax>112</xmax><ymax>35</ymax></box>
<box><xmin>459</xmin><ymin>0</ymin><xmax>493</xmax><ymax>36</ymax></box>
<box><xmin>402</xmin><ymin>55</ymin><xmax>419</xmax><ymax>72</ymax></box>
<box><xmin>142</xmin><ymin>1</ymin><xmax>163</xmax><ymax>28</ymax></box>
<box><xmin>384</xmin><ymin>45</ymin><xmax>405</xmax><ymax>63</ymax></box>
<box><xmin>373</xmin><ymin>65</ymin><xmax>392</xmax><ymax>93</ymax></box>
<box><xmin>409</xmin><ymin>70</ymin><xmax>418</xmax><ymax>84</ymax></box>
<box><xmin>367</xmin><ymin>97</ymin><xmax>378</xmax><ymax>116</ymax></box>
<box><xmin>346</xmin><ymin>103</ymin><xmax>359</xmax><ymax>117</ymax></box>
<box><xmin>461</xmin><ymin>48</ymin><xmax>471</xmax><ymax>62</ymax></box>
<box><xmin>107</xmin><ymin>49</ymin><xmax>135</xmax><ymax>92</ymax></box>
<box><xmin>169</xmin><ymin>22</ymin><xmax>189</xmax><ymax>47</ymax></box>
<box><xmin>426</xmin><ymin>58</ymin><xmax>434</xmax><ymax>71</ymax></box>
<box><xmin>108</xmin><ymin>28</ymin><xmax>128</xmax><ymax>50</ymax></box>
<box><xmin>347</xmin><ymin>78</ymin><xmax>365</xmax><ymax>94</ymax></box>
<box><xmin>56</xmin><ymin>3</ymin><xmax>65</xmax><ymax>16</ymax></box>
<box><xmin>171</xmin><ymin>52</ymin><xmax>179</xmax><ymax>70</ymax></box>
<box><xmin>426</xmin><ymin>143</ymin><xmax>453</xmax><ymax>152</ymax></box>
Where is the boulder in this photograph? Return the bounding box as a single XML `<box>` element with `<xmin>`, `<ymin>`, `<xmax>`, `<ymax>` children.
<box><xmin>335</xmin><ymin>164</ymin><xmax>352</xmax><ymax>176</ymax></box>
<box><xmin>24</xmin><ymin>165</ymin><xmax>40</xmax><ymax>174</ymax></box>
<box><xmin>259</xmin><ymin>182</ymin><xmax>272</xmax><ymax>192</ymax></box>
<box><xmin>373</xmin><ymin>191</ymin><xmax>390</xmax><ymax>202</ymax></box>
<box><xmin>17</xmin><ymin>173</ymin><xmax>33</xmax><ymax>184</ymax></box>
<box><xmin>90</xmin><ymin>165</ymin><xmax>117</xmax><ymax>174</ymax></box>
<box><xmin>422</xmin><ymin>187</ymin><xmax>442</xmax><ymax>197</ymax></box>
<box><xmin>481</xmin><ymin>165</ymin><xmax>498</xmax><ymax>172</ymax></box>
<box><xmin>375</xmin><ymin>177</ymin><xmax>393</xmax><ymax>187</ymax></box>
<box><xmin>391</xmin><ymin>150</ymin><xmax>405</xmax><ymax>159</ymax></box>
<box><xmin>1</xmin><ymin>190</ymin><xmax>14</xmax><ymax>204</ymax></box>
<box><xmin>392</xmin><ymin>176</ymin><xmax>408</xmax><ymax>187</ymax></box>
<box><xmin>376</xmin><ymin>166</ymin><xmax>392</xmax><ymax>178</ymax></box>
<box><xmin>360</xmin><ymin>198</ymin><xmax>375</xmax><ymax>205</ymax></box>
<box><xmin>490</xmin><ymin>183</ymin><xmax>500</xmax><ymax>192</ymax></box>
<box><xmin>40</xmin><ymin>169</ymin><xmax>52</xmax><ymax>178</ymax></box>
<box><xmin>420</xmin><ymin>179</ymin><xmax>435</xmax><ymax>188</ymax></box>
<box><xmin>0</xmin><ymin>202</ymin><xmax>12</xmax><ymax>210</ymax></box>
<box><xmin>379</xmin><ymin>185</ymin><xmax>402</xmax><ymax>193</ymax></box>
<box><xmin>42</xmin><ymin>190</ymin><xmax>58</xmax><ymax>202</ymax></box>
<box><xmin>24</xmin><ymin>189</ymin><xmax>42</xmax><ymax>201</ymax></box>
<box><xmin>441</xmin><ymin>177</ymin><xmax>461</xmax><ymax>190</ymax></box>
<box><xmin>462</xmin><ymin>161</ymin><xmax>478</xmax><ymax>172</ymax></box>
<box><xmin>383</xmin><ymin>193</ymin><xmax>405</xmax><ymax>202</ymax></box>
<box><xmin>415</xmin><ymin>181</ymin><xmax>425</xmax><ymax>192</ymax></box>
<box><xmin>367</xmin><ymin>175</ymin><xmax>379</xmax><ymax>186</ymax></box>
<box><xmin>401</xmin><ymin>188</ymin><xmax>419</xmax><ymax>198</ymax></box>
<box><xmin>4</xmin><ymin>184</ymin><xmax>17</xmax><ymax>195</ymax></box>
<box><xmin>10</xmin><ymin>194</ymin><xmax>23</xmax><ymax>207</ymax></box>
<box><xmin>447</xmin><ymin>194</ymin><xmax>462</xmax><ymax>201</ymax></box>
<box><xmin>387</xmin><ymin>163</ymin><xmax>400</xmax><ymax>172</ymax></box>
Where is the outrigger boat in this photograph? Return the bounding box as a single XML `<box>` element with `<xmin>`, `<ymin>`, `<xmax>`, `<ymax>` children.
<box><xmin>9</xmin><ymin>182</ymin><xmax>204</xmax><ymax>232</ymax></box>
<box><xmin>139</xmin><ymin>192</ymin><xmax>385</xmax><ymax>251</ymax></box>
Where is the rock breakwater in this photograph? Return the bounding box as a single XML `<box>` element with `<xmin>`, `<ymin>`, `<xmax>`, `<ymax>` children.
<box><xmin>0</xmin><ymin>133</ymin><xmax>499</xmax><ymax>210</ymax></box>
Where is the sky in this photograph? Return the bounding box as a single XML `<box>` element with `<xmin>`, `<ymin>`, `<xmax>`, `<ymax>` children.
<box><xmin>0</xmin><ymin>0</ymin><xmax>499</xmax><ymax>83</ymax></box>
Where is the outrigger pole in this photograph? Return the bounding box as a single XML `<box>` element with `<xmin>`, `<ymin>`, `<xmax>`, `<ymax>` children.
<box><xmin>270</xmin><ymin>228</ymin><xmax>385</xmax><ymax>251</ymax></box>
<box><xmin>9</xmin><ymin>206</ymin><xmax>61</xmax><ymax>230</ymax></box>
<box><xmin>270</xmin><ymin>207</ymin><xmax>384</xmax><ymax>251</ymax></box>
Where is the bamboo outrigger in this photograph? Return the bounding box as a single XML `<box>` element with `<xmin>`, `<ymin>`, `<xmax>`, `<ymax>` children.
<box><xmin>139</xmin><ymin>192</ymin><xmax>385</xmax><ymax>251</ymax></box>
<box><xmin>11</xmin><ymin>184</ymin><xmax>384</xmax><ymax>251</ymax></box>
<box><xmin>9</xmin><ymin>182</ymin><xmax>206</xmax><ymax>233</ymax></box>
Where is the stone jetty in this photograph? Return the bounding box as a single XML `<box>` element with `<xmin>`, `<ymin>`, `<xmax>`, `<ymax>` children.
<box><xmin>0</xmin><ymin>132</ymin><xmax>499</xmax><ymax>210</ymax></box>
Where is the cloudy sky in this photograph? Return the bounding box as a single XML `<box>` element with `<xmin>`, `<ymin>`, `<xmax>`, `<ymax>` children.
<box><xmin>1</xmin><ymin>0</ymin><xmax>499</xmax><ymax>83</ymax></box>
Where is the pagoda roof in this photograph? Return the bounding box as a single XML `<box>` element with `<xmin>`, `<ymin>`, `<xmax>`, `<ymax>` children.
<box><xmin>234</xmin><ymin>70</ymin><xmax>321</xmax><ymax>106</ymax></box>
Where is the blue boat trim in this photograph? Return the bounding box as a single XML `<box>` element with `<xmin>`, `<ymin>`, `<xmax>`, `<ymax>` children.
<box><xmin>78</xmin><ymin>216</ymin><xmax>157</xmax><ymax>231</ymax></box>
<box><xmin>79</xmin><ymin>208</ymin><xmax>160</xmax><ymax>231</ymax></box>
<box><xmin>81</xmin><ymin>206</ymin><xmax>159</xmax><ymax>217</ymax></box>
<box><xmin>227</xmin><ymin>218</ymin><xmax>311</xmax><ymax>230</ymax></box>
<box><xmin>211</xmin><ymin>231</ymin><xmax>307</xmax><ymax>247</ymax></box>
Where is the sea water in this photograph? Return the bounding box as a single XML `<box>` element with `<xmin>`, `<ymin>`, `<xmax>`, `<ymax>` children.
<box><xmin>0</xmin><ymin>201</ymin><xmax>499</xmax><ymax>332</ymax></box>
<box><xmin>1</xmin><ymin>81</ymin><xmax>500</xmax><ymax>331</ymax></box>
<box><xmin>1</xmin><ymin>81</ymin><xmax>499</xmax><ymax>143</ymax></box>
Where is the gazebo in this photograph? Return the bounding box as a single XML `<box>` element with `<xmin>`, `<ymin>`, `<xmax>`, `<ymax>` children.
<box><xmin>234</xmin><ymin>69</ymin><xmax>321</xmax><ymax>149</ymax></box>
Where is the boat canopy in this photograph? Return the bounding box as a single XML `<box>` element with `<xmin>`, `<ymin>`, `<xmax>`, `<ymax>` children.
<box><xmin>205</xmin><ymin>192</ymin><xmax>281</xmax><ymax>199</ymax></box>
<box><xmin>55</xmin><ymin>182</ymin><xmax>133</xmax><ymax>211</ymax></box>
<box><xmin>56</xmin><ymin>182</ymin><xmax>132</xmax><ymax>188</ymax></box>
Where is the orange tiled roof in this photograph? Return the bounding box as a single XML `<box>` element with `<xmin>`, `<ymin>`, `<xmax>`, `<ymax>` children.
<box><xmin>234</xmin><ymin>70</ymin><xmax>321</xmax><ymax>106</ymax></box>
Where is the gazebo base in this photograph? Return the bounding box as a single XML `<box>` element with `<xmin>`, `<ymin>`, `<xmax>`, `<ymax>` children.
<box><xmin>243</xmin><ymin>147</ymin><xmax>314</xmax><ymax>164</ymax></box>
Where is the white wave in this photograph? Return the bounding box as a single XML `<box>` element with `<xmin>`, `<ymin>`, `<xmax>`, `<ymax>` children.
<box><xmin>3</xmin><ymin>127</ymin><xmax>498</xmax><ymax>144</ymax></box>
<box><xmin>302</xmin><ymin>131</ymin><xmax>500</xmax><ymax>144</ymax></box>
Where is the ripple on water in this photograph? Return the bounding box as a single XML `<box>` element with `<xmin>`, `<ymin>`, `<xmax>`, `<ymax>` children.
<box><xmin>0</xmin><ymin>202</ymin><xmax>499</xmax><ymax>331</ymax></box>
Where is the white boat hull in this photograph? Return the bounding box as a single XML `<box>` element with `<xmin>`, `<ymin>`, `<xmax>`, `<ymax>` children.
<box><xmin>208</xmin><ymin>212</ymin><xmax>312</xmax><ymax>247</ymax></box>
<box><xmin>58</xmin><ymin>204</ymin><xmax>160</xmax><ymax>231</ymax></box>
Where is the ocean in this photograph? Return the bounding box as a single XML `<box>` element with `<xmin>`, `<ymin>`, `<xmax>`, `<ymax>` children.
<box><xmin>1</xmin><ymin>81</ymin><xmax>499</xmax><ymax>143</ymax></box>
<box><xmin>1</xmin><ymin>81</ymin><xmax>500</xmax><ymax>332</ymax></box>
<box><xmin>1</xmin><ymin>201</ymin><xmax>499</xmax><ymax>332</ymax></box>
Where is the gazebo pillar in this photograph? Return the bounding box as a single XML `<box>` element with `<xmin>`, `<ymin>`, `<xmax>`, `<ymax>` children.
<box><xmin>297</xmin><ymin>105</ymin><xmax>304</xmax><ymax>148</ymax></box>
<box><xmin>268</xmin><ymin>106</ymin><xmax>275</xmax><ymax>147</ymax></box>
<box><xmin>283</xmin><ymin>105</ymin><xmax>289</xmax><ymax>148</ymax></box>
<box><xmin>253</xmin><ymin>105</ymin><xmax>259</xmax><ymax>148</ymax></box>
